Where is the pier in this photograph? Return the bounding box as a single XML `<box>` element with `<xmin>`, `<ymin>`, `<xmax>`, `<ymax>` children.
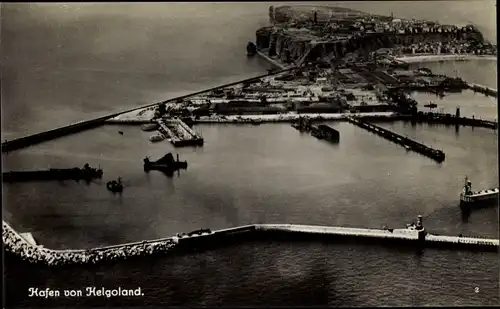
<box><xmin>408</xmin><ymin>111</ymin><xmax>497</xmax><ymax>130</ymax></box>
<box><xmin>157</xmin><ymin>118</ymin><xmax>204</xmax><ymax>147</ymax></box>
<box><xmin>254</xmin><ymin>224</ymin><xmax>498</xmax><ymax>250</ymax></box>
<box><xmin>346</xmin><ymin>117</ymin><xmax>445</xmax><ymax>163</ymax></box>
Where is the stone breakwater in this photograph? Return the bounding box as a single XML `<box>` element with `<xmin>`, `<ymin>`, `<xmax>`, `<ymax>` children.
<box><xmin>5</xmin><ymin>219</ymin><xmax>498</xmax><ymax>267</ymax></box>
<box><xmin>3</xmin><ymin>221</ymin><xmax>178</xmax><ymax>267</ymax></box>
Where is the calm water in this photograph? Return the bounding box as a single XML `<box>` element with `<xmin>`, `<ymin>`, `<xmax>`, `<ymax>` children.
<box><xmin>2</xmin><ymin>2</ymin><xmax>499</xmax><ymax>307</ymax></box>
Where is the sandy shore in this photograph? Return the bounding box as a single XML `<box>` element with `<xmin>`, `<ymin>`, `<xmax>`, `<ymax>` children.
<box><xmin>396</xmin><ymin>54</ymin><xmax>497</xmax><ymax>63</ymax></box>
<box><xmin>107</xmin><ymin>107</ymin><xmax>157</xmax><ymax>123</ymax></box>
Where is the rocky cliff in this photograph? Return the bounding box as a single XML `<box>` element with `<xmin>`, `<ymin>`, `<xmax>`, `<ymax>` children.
<box><xmin>258</xmin><ymin>5</ymin><xmax>488</xmax><ymax>67</ymax></box>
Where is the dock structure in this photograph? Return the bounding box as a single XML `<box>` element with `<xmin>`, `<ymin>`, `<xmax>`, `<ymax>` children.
<box><xmin>2</xmin><ymin>66</ymin><xmax>309</xmax><ymax>153</ymax></box>
<box><xmin>156</xmin><ymin>119</ymin><xmax>176</xmax><ymax>140</ymax></box>
<box><xmin>310</xmin><ymin>124</ymin><xmax>340</xmax><ymax>143</ymax></box>
<box><xmin>291</xmin><ymin>117</ymin><xmax>340</xmax><ymax>143</ymax></box>
<box><xmin>409</xmin><ymin>111</ymin><xmax>497</xmax><ymax>130</ymax></box>
<box><xmin>174</xmin><ymin>118</ymin><xmax>204</xmax><ymax>145</ymax></box>
<box><xmin>347</xmin><ymin>116</ymin><xmax>445</xmax><ymax>163</ymax></box>
<box><xmin>156</xmin><ymin>118</ymin><xmax>204</xmax><ymax>147</ymax></box>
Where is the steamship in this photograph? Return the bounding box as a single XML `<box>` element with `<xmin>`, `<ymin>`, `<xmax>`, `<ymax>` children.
<box><xmin>460</xmin><ymin>176</ymin><xmax>499</xmax><ymax>210</ymax></box>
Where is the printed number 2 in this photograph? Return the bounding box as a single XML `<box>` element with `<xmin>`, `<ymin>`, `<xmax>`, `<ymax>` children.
<box><xmin>475</xmin><ymin>287</ymin><xmax>479</xmax><ymax>293</ymax></box>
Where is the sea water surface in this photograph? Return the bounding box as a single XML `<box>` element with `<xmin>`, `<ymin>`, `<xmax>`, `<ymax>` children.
<box><xmin>2</xmin><ymin>2</ymin><xmax>499</xmax><ymax>307</ymax></box>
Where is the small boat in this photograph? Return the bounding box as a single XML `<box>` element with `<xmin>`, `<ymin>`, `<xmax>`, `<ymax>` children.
<box><xmin>149</xmin><ymin>134</ymin><xmax>165</xmax><ymax>143</ymax></box>
<box><xmin>246</xmin><ymin>42</ymin><xmax>257</xmax><ymax>56</ymax></box>
<box><xmin>106</xmin><ymin>178</ymin><xmax>123</xmax><ymax>193</ymax></box>
<box><xmin>141</xmin><ymin>123</ymin><xmax>160</xmax><ymax>132</ymax></box>
<box><xmin>424</xmin><ymin>102</ymin><xmax>438</xmax><ymax>109</ymax></box>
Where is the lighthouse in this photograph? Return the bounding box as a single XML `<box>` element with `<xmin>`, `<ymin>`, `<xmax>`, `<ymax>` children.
<box><xmin>416</xmin><ymin>215</ymin><xmax>426</xmax><ymax>241</ymax></box>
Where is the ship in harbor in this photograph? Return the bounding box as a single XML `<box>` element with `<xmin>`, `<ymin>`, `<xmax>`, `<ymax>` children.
<box><xmin>423</xmin><ymin>102</ymin><xmax>438</xmax><ymax>109</ymax></box>
<box><xmin>143</xmin><ymin>153</ymin><xmax>188</xmax><ymax>176</ymax></box>
<box><xmin>460</xmin><ymin>176</ymin><xmax>499</xmax><ymax>210</ymax></box>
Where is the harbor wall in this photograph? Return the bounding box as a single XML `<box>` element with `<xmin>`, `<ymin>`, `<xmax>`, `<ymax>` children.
<box><xmin>1</xmin><ymin>117</ymin><xmax>110</xmax><ymax>153</ymax></box>
<box><xmin>1</xmin><ymin>67</ymin><xmax>304</xmax><ymax>153</ymax></box>
<box><xmin>4</xmin><ymin>220</ymin><xmax>498</xmax><ymax>268</ymax></box>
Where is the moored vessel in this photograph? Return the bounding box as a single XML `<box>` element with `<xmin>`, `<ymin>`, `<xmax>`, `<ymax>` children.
<box><xmin>2</xmin><ymin>164</ymin><xmax>103</xmax><ymax>183</ymax></box>
<box><xmin>143</xmin><ymin>153</ymin><xmax>188</xmax><ymax>175</ymax></box>
<box><xmin>459</xmin><ymin>176</ymin><xmax>499</xmax><ymax>210</ymax></box>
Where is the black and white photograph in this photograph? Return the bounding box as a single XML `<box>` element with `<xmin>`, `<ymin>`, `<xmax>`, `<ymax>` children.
<box><xmin>2</xmin><ymin>1</ymin><xmax>499</xmax><ymax>307</ymax></box>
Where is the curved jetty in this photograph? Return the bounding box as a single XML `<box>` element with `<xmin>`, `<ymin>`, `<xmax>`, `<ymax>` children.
<box><xmin>3</xmin><ymin>221</ymin><xmax>178</xmax><ymax>267</ymax></box>
<box><xmin>2</xmin><ymin>164</ymin><xmax>103</xmax><ymax>183</ymax></box>
<box><xmin>4</xmin><ymin>216</ymin><xmax>497</xmax><ymax>267</ymax></box>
